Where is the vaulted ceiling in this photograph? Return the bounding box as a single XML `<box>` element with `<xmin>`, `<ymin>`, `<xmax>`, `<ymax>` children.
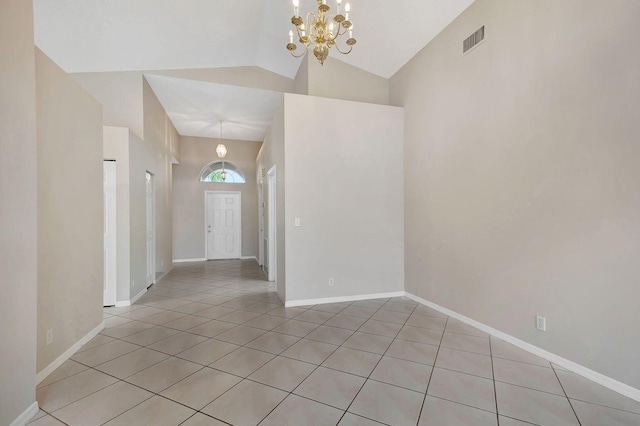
<box><xmin>33</xmin><ymin>0</ymin><xmax>475</xmax><ymax>141</ymax></box>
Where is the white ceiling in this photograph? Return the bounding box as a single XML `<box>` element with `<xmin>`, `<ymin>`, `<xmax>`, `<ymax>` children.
<box><xmin>33</xmin><ymin>0</ymin><xmax>475</xmax><ymax>141</ymax></box>
<box><xmin>33</xmin><ymin>0</ymin><xmax>475</xmax><ymax>79</ymax></box>
<box><xmin>144</xmin><ymin>75</ymin><xmax>283</xmax><ymax>141</ymax></box>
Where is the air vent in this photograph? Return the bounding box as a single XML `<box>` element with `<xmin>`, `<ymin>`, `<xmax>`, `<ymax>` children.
<box><xmin>463</xmin><ymin>26</ymin><xmax>485</xmax><ymax>54</ymax></box>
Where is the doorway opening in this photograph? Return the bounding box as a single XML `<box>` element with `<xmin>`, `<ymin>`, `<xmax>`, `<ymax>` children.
<box><xmin>103</xmin><ymin>160</ymin><xmax>117</xmax><ymax>306</ymax></box>
<box><xmin>146</xmin><ymin>171</ymin><xmax>155</xmax><ymax>288</ymax></box>
<box><xmin>205</xmin><ymin>191</ymin><xmax>242</xmax><ymax>260</ymax></box>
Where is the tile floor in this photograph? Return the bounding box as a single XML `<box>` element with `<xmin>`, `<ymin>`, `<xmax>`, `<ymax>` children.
<box><xmin>33</xmin><ymin>260</ymin><xmax>640</xmax><ymax>425</ymax></box>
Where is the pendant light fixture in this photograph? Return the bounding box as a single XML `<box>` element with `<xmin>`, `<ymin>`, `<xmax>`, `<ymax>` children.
<box><xmin>216</xmin><ymin>121</ymin><xmax>227</xmax><ymax>159</ymax></box>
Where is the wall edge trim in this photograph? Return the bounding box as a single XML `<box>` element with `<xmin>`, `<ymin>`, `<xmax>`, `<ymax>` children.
<box><xmin>35</xmin><ymin>321</ymin><xmax>105</xmax><ymax>385</ymax></box>
<box><xmin>285</xmin><ymin>291</ymin><xmax>405</xmax><ymax>308</ymax></box>
<box><xmin>173</xmin><ymin>258</ymin><xmax>207</xmax><ymax>263</ymax></box>
<box><xmin>9</xmin><ymin>401</ymin><xmax>39</xmax><ymax>426</ymax></box>
<box><xmin>404</xmin><ymin>292</ymin><xmax>640</xmax><ymax>403</ymax></box>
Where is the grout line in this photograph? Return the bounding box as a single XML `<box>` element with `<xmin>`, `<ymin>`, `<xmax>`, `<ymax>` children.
<box><xmin>416</xmin><ymin>315</ymin><xmax>449</xmax><ymax>425</ymax></box>
<box><xmin>551</xmin><ymin>363</ymin><xmax>583</xmax><ymax>426</ymax></box>
<box><xmin>489</xmin><ymin>333</ymin><xmax>500</xmax><ymax>425</ymax></box>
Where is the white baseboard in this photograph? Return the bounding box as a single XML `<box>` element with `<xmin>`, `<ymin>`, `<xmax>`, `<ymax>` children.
<box><xmin>285</xmin><ymin>291</ymin><xmax>405</xmax><ymax>308</ymax></box>
<box><xmin>10</xmin><ymin>401</ymin><xmax>39</xmax><ymax>426</ymax></box>
<box><xmin>173</xmin><ymin>258</ymin><xmax>206</xmax><ymax>263</ymax></box>
<box><xmin>36</xmin><ymin>321</ymin><xmax>105</xmax><ymax>385</ymax></box>
<box><xmin>115</xmin><ymin>287</ymin><xmax>147</xmax><ymax>307</ymax></box>
<box><xmin>404</xmin><ymin>292</ymin><xmax>640</xmax><ymax>403</ymax></box>
<box><xmin>155</xmin><ymin>267</ymin><xmax>172</xmax><ymax>284</ymax></box>
<box><xmin>240</xmin><ymin>256</ymin><xmax>258</xmax><ymax>262</ymax></box>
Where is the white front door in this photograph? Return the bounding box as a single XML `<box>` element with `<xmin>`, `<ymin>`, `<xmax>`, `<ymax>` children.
<box><xmin>267</xmin><ymin>166</ymin><xmax>276</xmax><ymax>282</ymax></box>
<box><xmin>103</xmin><ymin>161</ymin><xmax>117</xmax><ymax>306</ymax></box>
<box><xmin>206</xmin><ymin>192</ymin><xmax>241</xmax><ymax>260</ymax></box>
<box><xmin>146</xmin><ymin>172</ymin><xmax>155</xmax><ymax>286</ymax></box>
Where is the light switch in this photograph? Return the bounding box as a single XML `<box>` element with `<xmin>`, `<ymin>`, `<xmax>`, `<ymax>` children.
<box><xmin>295</xmin><ymin>218</ymin><xmax>301</xmax><ymax>227</ymax></box>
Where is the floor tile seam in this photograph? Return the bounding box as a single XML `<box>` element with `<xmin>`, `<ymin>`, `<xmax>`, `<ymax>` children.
<box><xmin>488</xmin><ymin>330</ymin><xmax>500</xmax><ymax>425</ymax></box>
<box><xmin>37</xmin><ymin>411</ymin><xmax>71</xmax><ymax>426</ymax></box>
<box><xmin>92</xmin><ymin>349</ymin><xmax>171</xmax><ymax>377</ymax></box>
<box><xmin>565</xmin><ymin>397</ymin><xmax>640</xmax><ymax>417</ymax></box>
<box><xmin>490</xmin><ymin>353</ymin><xmax>553</xmax><ymax>369</ymax></box>
<box><xmin>70</xmin><ymin>343</ymin><xmax>144</xmax><ymax>369</ymax></box>
<box><xmin>416</xmin><ymin>315</ymin><xmax>450</xmax><ymax>425</ymax></box>
<box><xmin>43</xmin><ymin>379</ymin><xmax>126</xmax><ymax>419</ymax></box>
<box><xmin>335</xmin><ymin>300</ymin><xmax>422</xmax><ymax>425</ymax></box>
<box><xmin>550</xmin><ymin>363</ymin><xmax>583</xmax><ymax>426</ymax></box>
<box><xmin>429</xmin><ymin>363</ymin><xmax>494</xmax><ymax>381</ymax></box>
<box><xmin>497</xmin><ymin>414</ymin><xmax>541</xmax><ymax>425</ymax></box>
<box><xmin>495</xmin><ymin>378</ymin><xmax>590</xmax><ymax>400</ymax></box>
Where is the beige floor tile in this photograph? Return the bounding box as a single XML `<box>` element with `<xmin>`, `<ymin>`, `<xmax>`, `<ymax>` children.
<box><xmin>294</xmin><ymin>310</ymin><xmax>336</xmax><ymax>324</ymax></box>
<box><xmin>162</xmin><ymin>315</ymin><xmax>211</xmax><ymax>331</ymax></box>
<box><xmin>104</xmin><ymin>395</ymin><xmax>196</xmax><ymax>426</ymax></box>
<box><xmin>260</xmin><ymin>394</ymin><xmax>343</xmax><ymax>426</ymax></box>
<box><xmin>103</xmin><ymin>316</ymin><xmax>133</xmax><ymax>329</ymax></box>
<box><xmin>242</xmin><ymin>314</ymin><xmax>289</xmax><ymax>330</ymax></box>
<box><xmin>101</xmin><ymin>320</ymin><xmax>156</xmax><ymax>339</ymax></box>
<box><xmin>266</xmin><ymin>306</ymin><xmax>307</xmax><ymax>318</ymax></box>
<box><xmin>281</xmin><ymin>339</ymin><xmax>338</xmax><ymax>365</ymax></box>
<box><xmin>397</xmin><ymin>325</ymin><xmax>443</xmax><ymax>346</ymax></box>
<box><xmin>217</xmin><ymin>310</ymin><xmax>262</xmax><ymax>324</ymax></box>
<box><xmin>215</xmin><ymin>325</ymin><xmax>266</xmax><ymax>345</ymax></box>
<box><xmin>440</xmin><ymin>332</ymin><xmax>490</xmax><ymax>356</ymax></box>
<box><xmin>52</xmin><ymin>381</ymin><xmax>152</xmax><ymax>426</ymax></box>
<box><xmin>245</xmin><ymin>331</ymin><xmax>300</xmax><ymax>354</ymax></box>
<box><xmin>272</xmin><ymin>319</ymin><xmax>320</xmax><ymax>337</ymax></box>
<box><xmin>248</xmin><ymin>356</ymin><xmax>316</xmax><ymax>392</ymax></box>
<box><xmin>140</xmin><ymin>310</ymin><xmax>188</xmax><ymax>325</ymax></box>
<box><xmin>343</xmin><ymin>332</ymin><xmax>393</xmax><ymax>355</ymax></box>
<box><xmin>444</xmin><ymin>319</ymin><xmax>489</xmax><ymax>338</ymax></box>
<box><xmin>311</xmin><ymin>302</ymin><xmax>350</xmax><ymax>314</ymax></box>
<box><xmin>495</xmin><ymin>381</ymin><xmax>579</xmax><ymax>426</ymax></box>
<box><xmin>556</xmin><ymin>370</ymin><xmax>640</xmax><ymax>414</ymax></box>
<box><xmin>306</xmin><ymin>325</ymin><xmax>354</xmax><ymax>345</ymax></box>
<box><xmin>405</xmin><ymin>314</ymin><xmax>448</xmax><ymax>331</ymax></box>
<box><xmin>322</xmin><ymin>347</ymin><xmax>382</xmax><ymax>377</ymax></box>
<box><xmin>121</xmin><ymin>326</ymin><xmax>180</xmax><ymax>346</ymax></box>
<box><xmin>176</xmin><ymin>339</ymin><xmax>239</xmax><ymax>365</ymax></box>
<box><xmin>37</xmin><ymin>359</ymin><xmax>88</xmax><ymax>388</ymax></box>
<box><xmin>354</xmin><ymin>299</ymin><xmax>387</xmax><ymax>309</ymax></box>
<box><xmin>171</xmin><ymin>302</ymin><xmax>213</xmax><ymax>314</ymax></box>
<box><xmin>324</xmin><ymin>314</ymin><xmax>368</xmax><ymax>331</ymax></box>
<box><xmin>31</xmin><ymin>410</ymin><xmax>48</xmax><ymax>421</ymax></box>
<box><xmin>371</xmin><ymin>356</ymin><xmax>432</xmax><ymax>393</ymax></box>
<box><xmin>118</xmin><ymin>306</ymin><xmax>165</xmax><ymax>320</ymax></box>
<box><xmin>341</xmin><ymin>306</ymin><xmax>378</xmax><ymax>319</ymax></box>
<box><xmin>181</xmin><ymin>413</ymin><xmax>228</xmax><ymax>426</ymax></box>
<box><xmin>37</xmin><ymin>369</ymin><xmax>118</xmax><ymax>412</ymax></box>
<box><xmin>27</xmin><ymin>415</ymin><xmax>66</xmax><ymax>426</ymax></box>
<box><xmin>295</xmin><ymin>366</ymin><xmax>366</xmax><ymax>410</ymax></box>
<box><xmin>338</xmin><ymin>413</ymin><xmax>386</xmax><ymax>425</ymax></box>
<box><xmin>147</xmin><ymin>332</ymin><xmax>207</xmax><ymax>355</ymax></box>
<box><xmin>210</xmin><ymin>347</ymin><xmax>274</xmax><ymax>377</ymax></box>
<box><xmin>435</xmin><ymin>347</ymin><xmax>493</xmax><ymax>379</ymax></box>
<box><xmin>71</xmin><ymin>340</ymin><xmax>140</xmax><ymax>367</ymax></box>
<box><xmin>497</xmin><ymin>416</ymin><xmax>535</xmax><ymax>425</ymax></box>
<box><xmin>413</xmin><ymin>305</ymin><xmax>448</xmax><ymax>319</ymax></box>
<box><xmin>202</xmin><ymin>379</ymin><xmax>287</xmax><ymax>425</ymax></box>
<box><xmin>380</xmin><ymin>301</ymin><xmax>415</xmax><ymax>314</ymax></box>
<box><xmin>243</xmin><ymin>302</ymin><xmax>283</xmax><ymax>314</ymax></box>
<box><xmin>490</xmin><ymin>338</ymin><xmax>551</xmax><ymax>368</ymax></box>
<box><xmin>386</xmin><ymin>339</ymin><xmax>438</xmax><ymax>365</ymax></box>
<box><xmin>349</xmin><ymin>379</ymin><xmax>424</xmax><ymax>426</ymax></box>
<box><xmin>370</xmin><ymin>310</ymin><xmax>411</xmax><ymax>324</ymax></box>
<box><xmin>428</xmin><ymin>367</ymin><xmax>496</xmax><ymax>412</ymax></box>
<box><xmin>357</xmin><ymin>319</ymin><xmax>403</xmax><ymax>337</ymax></box>
<box><xmin>493</xmin><ymin>357</ymin><xmax>564</xmax><ymax>395</ymax></box>
<box><xmin>418</xmin><ymin>396</ymin><xmax>497</xmax><ymax>426</ymax></box>
<box><xmin>76</xmin><ymin>334</ymin><xmax>116</xmax><ymax>353</ymax></box>
<box><xmin>571</xmin><ymin>399</ymin><xmax>640</xmax><ymax>426</ymax></box>
<box><xmin>94</xmin><ymin>348</ymin><xmax>169</xmax><ymax>378</ymax></box>
<box><xmin>125</xmin><ymin>357</ymin><xmax>202</xmax><ymax>393</ymax></box>
<box><xmin>187</xmin><ymin>319</ymin><xmax>237</xmax><ymax>338</ymax></box>
<box><xmin>160</xmin><ymin>367</ymin><xmax>241</xmax><ymax>410</ymax></box>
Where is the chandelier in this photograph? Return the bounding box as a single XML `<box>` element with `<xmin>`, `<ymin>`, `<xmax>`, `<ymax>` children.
<box><xmin>286</xmin><ymin>0</ymin><xmax>356</xmax><ymax>65</ymax></box>
<box><xmin>215</xmin><ymin>121</ymin><xmax>227</xmax><ymax>180</ymax></box>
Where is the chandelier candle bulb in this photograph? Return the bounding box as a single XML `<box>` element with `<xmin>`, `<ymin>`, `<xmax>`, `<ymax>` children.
<box><xmin>345</xmin><ymin>3</ymin><xmax>350</xmax><ymax>20</ymax></box>
<box><xmin>289</xmin><ymin>30</ymin><xmax>293</xmax><ymax>43</ymax></box>
<box><xmin>293</xmin><ymin>0</ymin><xmax>299</xmax><ymax>16</ymax></box>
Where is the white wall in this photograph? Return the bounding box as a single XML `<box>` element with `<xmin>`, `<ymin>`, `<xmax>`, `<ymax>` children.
<box><xmin>0</xmin><ymin>0</ymin><xmax>38</xmax><ymax>423</ymax></box>
<box><xmin>104</xmin><ymin>127</ymin><xmax>132</xmax><ymax>303</ymax></box>
<box><xmin>257</xmin><ymin>102</ymin><xmax>287</xmax><ymax>302</ymax></box>
<box><xmin>391</xmin><ymin>0</ymin><xmax>640</xmax><ymax>390</ymax></box>
<box><xmin>283</xmin><ymin>93</ymin><xmax>404</xmax><ymax>302</ymax></box>
<box><xmin>173</xmin><ymin>136</ymin><xmax>262</xmax><ymax>260</ymax></box>
<box><xmin>36</xmin><ymin>48</ymin><xmax>104</xmax><ymax>373</ymax></box>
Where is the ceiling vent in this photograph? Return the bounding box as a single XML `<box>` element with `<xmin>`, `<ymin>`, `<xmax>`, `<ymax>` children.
<box><xmin>463</xmin><ymin>26</ymin><xmax>485</xmax><ymax>54</ymax></box>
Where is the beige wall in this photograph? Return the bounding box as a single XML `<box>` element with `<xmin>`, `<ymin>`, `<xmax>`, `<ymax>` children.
<box><xmin>283</xmin><ymin>94</ymin><xmax>404</xmax><ymax>302</ymax></box>
<box><xmin>257</xmin><ymin>102</ymin><xmax>287</xmax><ymax>301</ymax></box>
<box><xmin>0</xmin><ymin>0</ymin><xmax>38</xmax><ymax>423</ymax></box>
<box><xmin>104</xmin><ymin>127</ymin><xmax>132</xmax><ymax>303</ymax></box>
<box><xmin>35</xmin><ymin>48</ymin><xmax>104</xmax><ymax>373</ymax></box>
<box><xmin>173</xmin><ymin>136</ymin><xmax>262</xmax><ymax>260</ymax></box>
<box><xmin>306</xmin><ymin>55</ymin><xmax>390</xmax><ymax>105</ymax></box>
<box><xmin>391</xmin><ymin>0</ymin><xmax>640</xmax><ymax>389</ymax></box>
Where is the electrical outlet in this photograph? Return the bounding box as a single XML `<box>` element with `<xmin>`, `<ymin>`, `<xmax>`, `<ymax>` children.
<box><xmin>295</xmin><ymin>218</ymin><xmax>301</xmax><ymax>227</ymax></box>
<box><xmin>536</xmin><ymin>315</ymin><xmax>546</xmax><ymax>331</ymax></box>
<box><xmin>329</xmin><ymin>278</ymin><xmax>335</xmax><ymax>287</ymax></box>
<box><xmin>46</xmin><ymin>329</ymin><xmax>53</xmax><ymax>345</ymax></box>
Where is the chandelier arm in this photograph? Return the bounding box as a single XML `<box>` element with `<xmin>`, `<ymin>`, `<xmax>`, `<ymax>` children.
<box><xmin>330</xmin><ymin>22</ymin><xmax>346</xmax><ymax>42</ymax></box>
<box><xmin>334</xmin><ymin>42</ymin><xmax>353</xmax><ymax>55</ymax></box>
<box><xmin>289</xmin><ymin>47</ymin><xmax>308</xmax><ymax>58</ymax></box>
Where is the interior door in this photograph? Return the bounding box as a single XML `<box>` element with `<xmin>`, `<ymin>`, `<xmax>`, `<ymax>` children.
<box><xmin>146</xmin><ymin>172</ymin><xmax>154</xmax><ymax>286</ymax></box>
<box><xmin>206</xmin><ymin>192</ymin><xmax>241</xmax><ymax>260</ymax></box>
<box><xmin>103</xmin><ymin>161</ymin><xmax>117</xmax><ymax>306</ymax></box>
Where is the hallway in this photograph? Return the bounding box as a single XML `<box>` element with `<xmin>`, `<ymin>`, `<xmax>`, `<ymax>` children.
<box><xmin>32</xmin><ymin>260</ymin><xmax>640</xmax><ymax>425</ymax></box>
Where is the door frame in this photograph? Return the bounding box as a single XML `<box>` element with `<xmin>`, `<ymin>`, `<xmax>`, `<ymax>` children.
<box><xmin>267</xmin><ymin>166</ymin><xmax>277</xmax><ymax>282</ymax></box>
<box><xmin>258</xmin><ymin>178</ymin><xmax>264</xmax><ymax>267</ymax></box>
<box><xmin>204</xmin><ymin>190</ymin><xmax>242</xmax><ymax>260</ymax></box>
<box><xmin>146</xmin><ymin>171</ymin><xmax>155</xmax><ymax>287</ymax></box>
<box><xmin>103</xmin><ymin>160</ymin><xmax>117</xmax><ymax>306</ymax></box>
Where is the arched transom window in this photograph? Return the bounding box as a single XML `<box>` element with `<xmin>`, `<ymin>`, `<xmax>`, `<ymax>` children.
<box><xmin>200</xmin><ymin>161</ymin><xmax>246</xmax><ymax>184</ymax></box>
